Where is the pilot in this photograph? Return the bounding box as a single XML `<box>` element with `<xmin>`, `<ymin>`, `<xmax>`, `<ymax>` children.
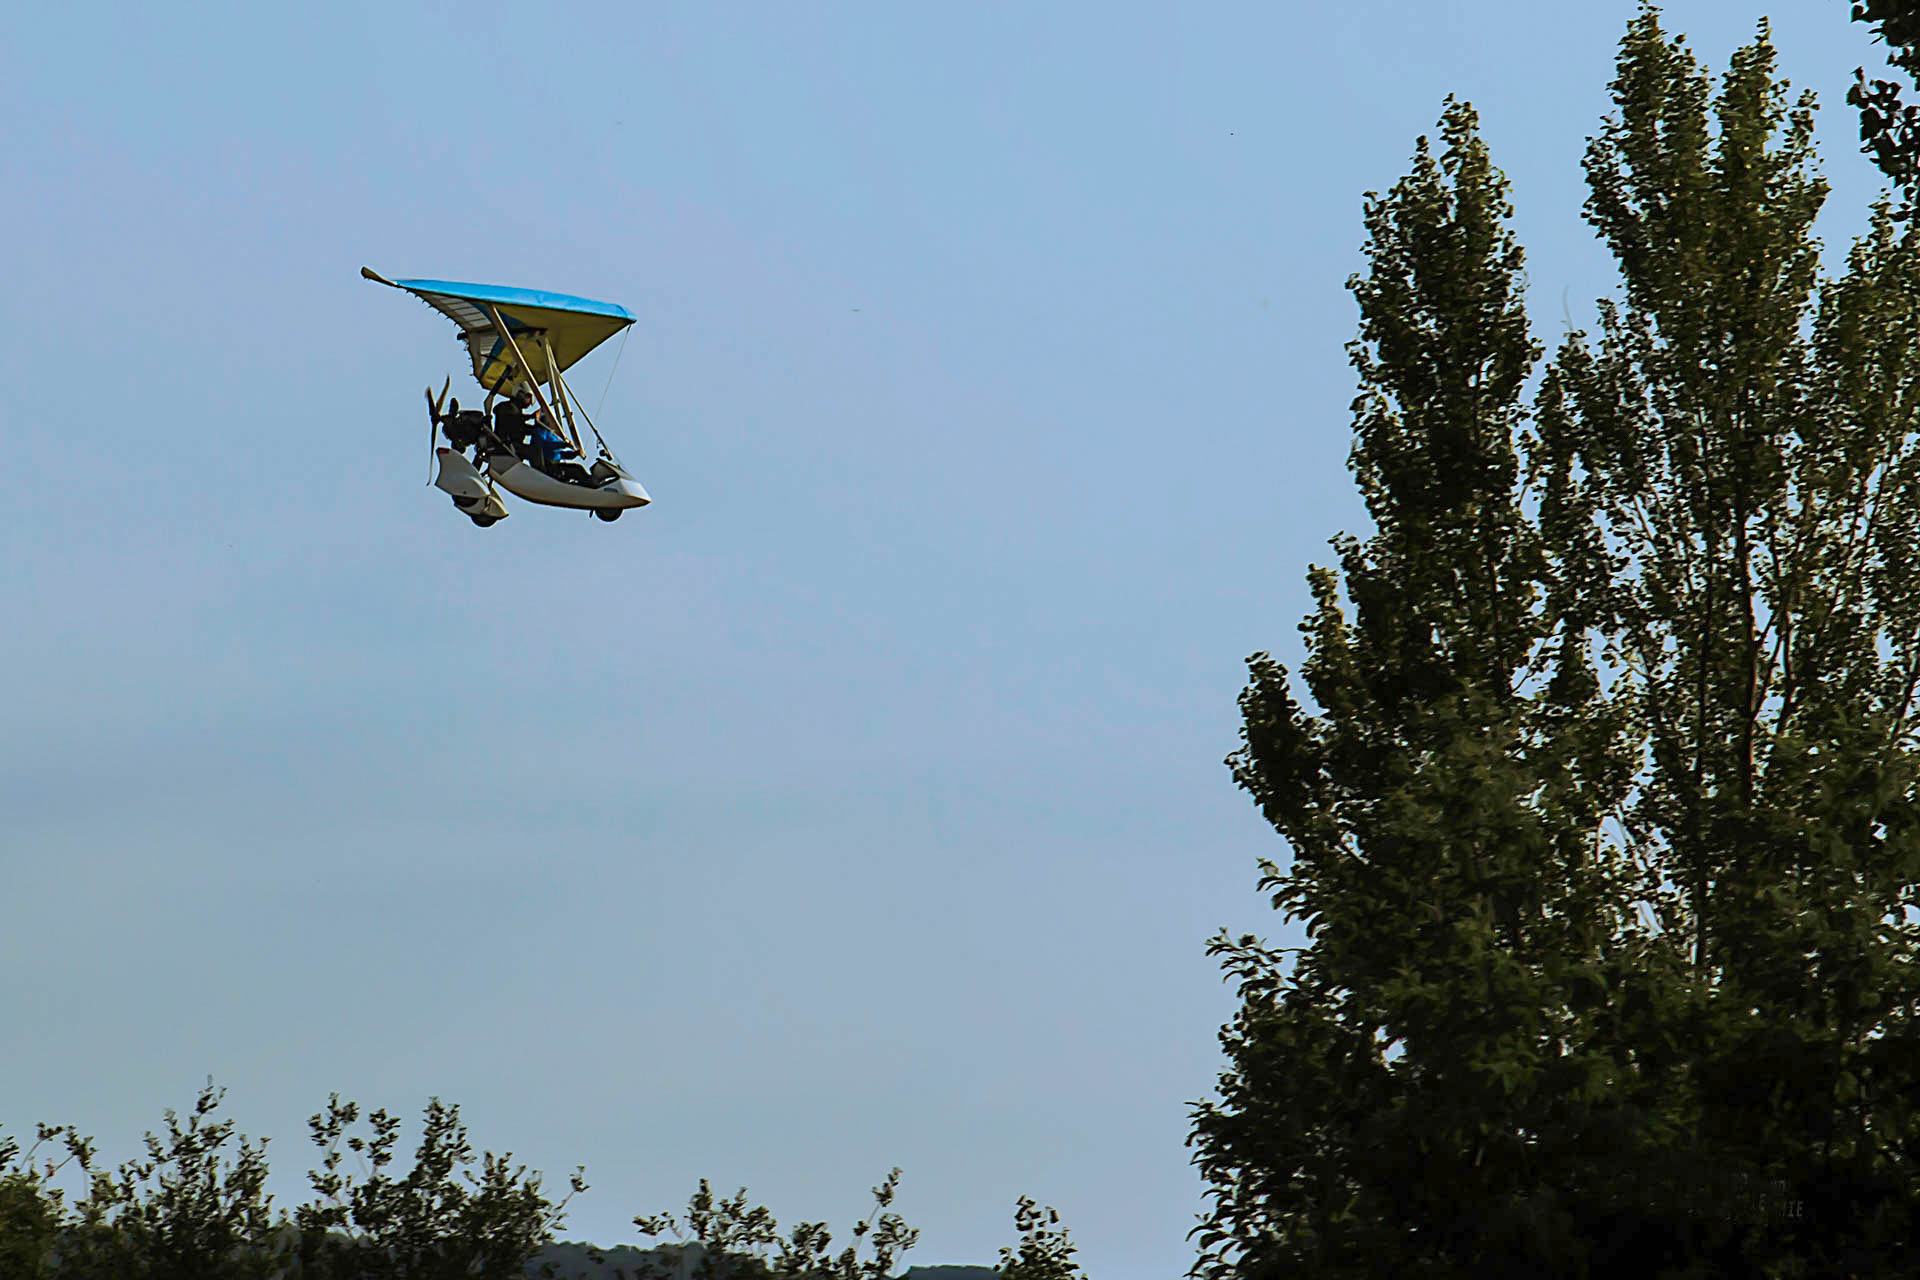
<box><xmin>492</xmin><ymin>384</ymin><xmax>535</xmax><ymax>459</ymax></box>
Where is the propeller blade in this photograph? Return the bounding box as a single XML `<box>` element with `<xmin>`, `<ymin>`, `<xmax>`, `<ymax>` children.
<box><xmin>425</xmin><ymin>387</ymin><xmax>440</xmax><ymax>485</ymax></box>
<box><xmin>424</xmin><ymin>378</ymin><xmax>457</xmax><ymax>483</ymax></box>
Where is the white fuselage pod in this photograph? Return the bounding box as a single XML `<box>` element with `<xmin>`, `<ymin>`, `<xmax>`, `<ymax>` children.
<box><xmin>433</xmin><ymin>449</ymin><xmax>510</xmax><ymax>521</ymax></box>
<box><xmin>486</xmin><ymin>453</ymin><xmax>652</xmax><ymax>512</ymax></box>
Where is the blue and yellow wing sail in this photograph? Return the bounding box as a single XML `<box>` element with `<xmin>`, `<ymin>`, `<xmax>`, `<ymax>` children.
<box><xmin>364</xmin><ymin>268</ymin><xmax>635</xmax><ymax>393</ymax></box>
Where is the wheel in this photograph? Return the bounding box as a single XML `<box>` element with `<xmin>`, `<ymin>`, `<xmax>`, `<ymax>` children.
<box><xmin>593</xmin><ymin>507</ymin><xmax>623</xmax><ymax>522</ymax></box>
<box><xmin>470</xmin><ymin>514</ymin><xmax>498</xmax><ymax>528</ymax></box>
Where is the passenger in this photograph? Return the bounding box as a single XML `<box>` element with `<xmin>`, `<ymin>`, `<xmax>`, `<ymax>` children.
<box><xmin>529</xmin><ymin>408</ymin><xmax>569</xmax><ymax>474</ymax></box>
<box><xmin>529</xmin><ymin>408</ymin><xmax>595</xmax><ymax>484</ymax></box>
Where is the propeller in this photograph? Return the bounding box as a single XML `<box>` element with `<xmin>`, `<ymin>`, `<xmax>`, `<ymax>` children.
<box><xmin>424</xmin><ymin>377</ymin><xmax>450</xmax><ymax>484</ymax></box>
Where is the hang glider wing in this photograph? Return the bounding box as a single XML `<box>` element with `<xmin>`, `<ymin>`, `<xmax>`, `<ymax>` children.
<box><xmin>363</xmin><ymin>267</ymin><xmax>635</xmax><ymax>393</ymax></box>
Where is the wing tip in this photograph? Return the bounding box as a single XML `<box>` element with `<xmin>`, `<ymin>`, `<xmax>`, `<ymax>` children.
<box><xmin>361</xmin><ymin>266</ymin><xmax>399</xmax><ymax>287</ymax></box>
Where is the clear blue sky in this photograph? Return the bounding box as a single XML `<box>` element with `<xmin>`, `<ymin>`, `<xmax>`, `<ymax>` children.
<box><xmin>0</xmin><ymin>3</ymin><xmax>1893</xmax><ymax>1276</ymax></box>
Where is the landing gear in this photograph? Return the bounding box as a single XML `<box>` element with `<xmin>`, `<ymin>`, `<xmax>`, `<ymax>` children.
<box><xmin>448</xmin><ymin>486</ymin><xmax>506</xmax><ymax>527</ymax></box>
<box><xmin>593</xmin><ymin>507</ymin><xmax>622</xmax><ymax>522</ymax></box>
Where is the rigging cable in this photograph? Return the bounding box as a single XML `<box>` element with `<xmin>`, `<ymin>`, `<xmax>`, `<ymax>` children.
<box><xmin>558</xmin><ymin>366</ymin><xmax>613</xmax><ymax>457</ymax></box>
<box><xmin>597</xmin><ymin>324</ymin><xmax>631</xmax><ymax>418</ymax></box>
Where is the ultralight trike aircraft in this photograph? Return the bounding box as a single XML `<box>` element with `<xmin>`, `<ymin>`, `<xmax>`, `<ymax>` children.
<box><xmin>363</xmin><ymin>267</ymin><xmax>651</xmax><ymax>527</ymax></box>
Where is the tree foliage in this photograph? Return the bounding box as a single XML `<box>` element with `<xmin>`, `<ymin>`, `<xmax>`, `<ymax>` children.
<box><xmin>0</xmin><ymin>1080</ymin><xmax>582</xmax><ymax>1280</ymax></box>
<box><xmin>627</xmin><ymin>1168</ymin><xmax>919</xmax><ymax>1280</ymax></box>
<box><xmin>4</xmin><ymin>1085</ymin><xmax>1074</xmax><ymax>1279</ymax></box>
<box><xmin>1849</xmin><ymin>0</ymin><xmax>1920</xmax><ymax>192</ymax></box>
<box><xmin>1195</xmin><ymin>6</ymin><xmax>1920</xmax><ymax>1276</ymax></box>
<box><xmin>621</xmin><ymin>1177</ymin><xmax>1086</xmax><ymax>1280</ymax></box>
<box><xmin>293</xmin><ymin>1090</ymin><xmax>585</xmax><ymax>1280</ymax></box>
<box><xmin>26</xmin><ymin>1083</ymin><xmax>288</xmax><ymax>1280</ymax></box>
<box><xmin>994</xmin><ymin>1196</ymin><xmax>1083</xmax><ymax>1280</ymax></box>
<box><xmin>0</xmin><ymin>1127</ymin><xmax>67</xmax><ymax>1280</ymax></box>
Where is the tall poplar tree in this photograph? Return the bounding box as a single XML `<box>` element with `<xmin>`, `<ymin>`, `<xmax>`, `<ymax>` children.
<box><xmin>1194</xmin><ymin>8</ymin><xmax>1920</xmax><ymax>1276</ymax></box>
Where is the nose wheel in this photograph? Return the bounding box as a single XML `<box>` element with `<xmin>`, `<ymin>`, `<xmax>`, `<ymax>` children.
<box><xmin>448</xmin><ymin>483</ymin><xmax>506</xmax><ymax>528</ymax></box>
<box><xmin>593</xmin><ymin>508</ymin><xmax>623</xmax><ymax>522</ymax></box>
